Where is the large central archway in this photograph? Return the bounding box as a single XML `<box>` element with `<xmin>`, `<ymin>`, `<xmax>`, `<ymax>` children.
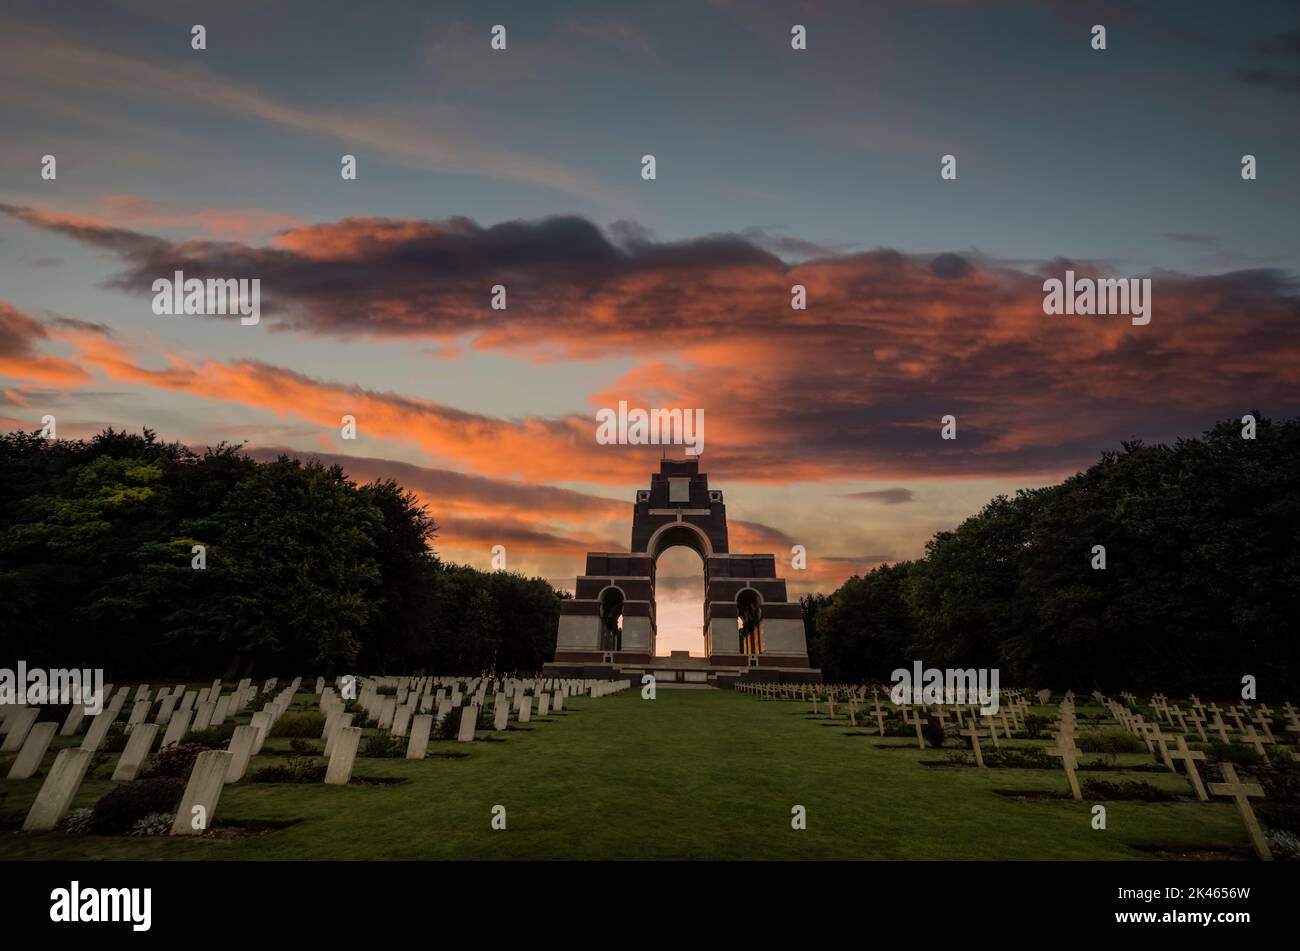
<box><xmin>547</xmin><ymin>458</ymin><xmax>818</xmax><ymax>685</ymax></box>
<box><xmin>652</xmin><ymin>543</ymin><xmax>707</xmax><ymax>656</ymax></box>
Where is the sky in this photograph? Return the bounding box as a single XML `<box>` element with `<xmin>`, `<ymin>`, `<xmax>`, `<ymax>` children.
<box><xmin>2</xmin><ymin>0</ymin><xmax>1298</xmax><ymax>654</ymax></box>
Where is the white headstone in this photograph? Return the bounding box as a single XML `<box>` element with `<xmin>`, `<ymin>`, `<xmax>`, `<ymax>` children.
<box><xmin>23</xmin><ymin>747</ymin><xmax>94</xmax><ymax>830</ymax></box>
<box><xmin>59</xmin><ymin>703</ymin><xmax>88</xmax><ymax>737</ymax></box>
<box><xmin>191</xmin><ymin>701</ymin><xmax>215</xmax><ymax>731</ymax></box>
<box><xmin>325</xmin><ymin>726</ymin><xmax>361</xmax><ymax>785</ymax></box>
<box><xmin>7</xmin><ymin>720</ymin><xmax>57</xmax><ymax>780</ymax></box>
<box><xmin>1</xmin><ymin>708</ymin><xmax>39</xmax><ymax>752</ymax></box>
<box><xmin>170</xmin><ymin>750</ymin><xmax>232</xmax><ymax>836</ymax></box>
<box><xmin>324</xmin><ymin>713</ymin><xmax>354</xmax><ymax>757</ymax></box>
<box><xmin>153</xmin><ymin>693</ymin><xmax>179</xmax><ymax>727</ymax></box>
<box><xmin>250</xmin><ymin>711</ymin><xmax>272</xmax><ymax>754</ymax></box>
<box><xmin>392</xmin><ymin>703</ymin><xmax>414</xmax><ymax>738</ymax></box>
<box><xmin>224</xmin><ymin>725</ymin><xmax>257</xmax><ymax>783</ymax></box>
<box><xmin>111</xmin><ymin>723</ymin><xmax>159</xmax><ymax>781</ymax></box>
<box><xmin>126</xmin><ymin>699</ymin><xmax>150</xmax><ymax>729</ymax></box>
<box><xmin>160</xmin><ymin>708</ymin><xmax>192</xmax><ymax>748</ymax></box>
<box><xmin>80</xmin><ymin>709</ymin><xmax>116</xmax><ymax>752</ymax></box>
<box><xmin>407</xmin><ymin>714</ymin><xmax>433</xmax><ymax>759</ymax></box>
<box><xmin>457</xmin><ymin>705</ymin><xmax>477</xmax><ymax>743</ymax></box>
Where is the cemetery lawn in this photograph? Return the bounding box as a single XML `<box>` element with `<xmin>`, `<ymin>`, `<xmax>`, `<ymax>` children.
<box><xmin>0</xmin><ymin>689</ymin><xmax>1252</xmax><ymax>860</ymax></box>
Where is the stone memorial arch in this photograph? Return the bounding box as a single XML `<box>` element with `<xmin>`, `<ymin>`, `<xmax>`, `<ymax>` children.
<box><xmin>544</xmin><ymin>458</ymin><xmax>820</xmax><ymax>686</ymax></box>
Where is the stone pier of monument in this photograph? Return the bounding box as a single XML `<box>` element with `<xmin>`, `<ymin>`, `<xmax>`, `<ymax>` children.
<box><xmin>542</xmin><ymin>458</ymin><xmax>822</xmax><ymax>687</ymax></box>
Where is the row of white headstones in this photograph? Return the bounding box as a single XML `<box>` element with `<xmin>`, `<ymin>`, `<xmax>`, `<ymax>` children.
<box><xmin>0</xmin><ymin>674</ymin><xmax>631</xmax><ymax>836</ymax></box>
<box><xmin>738</xmin><ymin>682</ymin><xmax>1300</xmax><ymax>861</ymax></box>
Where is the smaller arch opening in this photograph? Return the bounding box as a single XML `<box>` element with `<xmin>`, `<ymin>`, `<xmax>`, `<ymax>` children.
<box><xmin>737</xmin><ymin>588</ymin><xmax>764</xmax><ymax>656</ymax></box>
<box><xmin>598</xmin><ymin>586</ymin><xmax>625</xmax><ymax>652</ymax></box>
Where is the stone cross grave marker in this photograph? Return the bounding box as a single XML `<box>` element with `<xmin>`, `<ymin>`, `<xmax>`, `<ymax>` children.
<box><xmin>1239</xmin><ymin>725</ymin><xmax>1273</xmax><ymax>761</ymax></box>
<box><xmin>1208</xmin><ymin>764</ymin><xmax>1271</xmax><ymax>861</ymax></box>
<box><xmin>1209</xmin><ymin>713</ymin><xmax>1231</xmax><ymax>744</ymax></box>
<box><xmin>1150</xmin><ymin>726</ymin><xmax>1176</xmax><ymax>770</ymax></box>
<box><xmin>982</xmin><ymin>715</ymin><xmax>1000</xmax><ymax>749</ymax></box>
<box><xmin>1168</xmin><ymin>735</ymin><xmax>1208</xmax><ymax>801</ymax></box>
<box><xmin>960</xmin><ymin>722</ymin><xmax>987</xmax><ymax>768</ymax></box>
<box><xmin>1047</xmin><ymin>736</ymin><xmax>1083</xmax><ymax>800</ymax></box>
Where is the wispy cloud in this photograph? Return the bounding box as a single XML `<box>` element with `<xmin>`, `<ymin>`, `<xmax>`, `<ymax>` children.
<box><xmin>0</xmin><ymin>22</ymin><xmax>612</xmax><ymax>199</ymax></box>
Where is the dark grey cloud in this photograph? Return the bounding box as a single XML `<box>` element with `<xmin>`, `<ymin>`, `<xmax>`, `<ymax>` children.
<box><xmin>1239</xmin><ymin>28</ymin><xmax>1300</xmax><ymax>92</ymax></box>
<box><xmin>843</xmin><ymin>488</ymin><xmax>915</xmax><ymax>504</ymax></box>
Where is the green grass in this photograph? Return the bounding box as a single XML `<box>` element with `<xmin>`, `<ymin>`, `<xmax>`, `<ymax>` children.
<box><xmin>0</xmin><ymin>689</ymin><xmax>1254</xmax><ymax>860</ymax></box>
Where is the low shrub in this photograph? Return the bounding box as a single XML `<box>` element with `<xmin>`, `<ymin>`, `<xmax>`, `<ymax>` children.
<box><xmin>270</xmin><ymin>713</ymin><xmax>326</xmax><ymax>738</ymax></box>
<box><xmin>288</xmin><ymin>738</ymin><xmax>322</xmax><ymax>757</ymax></box>
<box><xmin>362</xmin><ymin>730</ymin><xmax>405</xmax><ymax>757</ymax></box>
<box><xmin>437</xmin><ymin>714</ymin><xmax>463</xmax><ymax>741</ymax></box>
<box><xmin>1196</xmin><ymin>741</ymin><xmax>1264</xmax><ymax>768</ymax></box>
<box><xmin>1266</xmin><ymin>828</ymin><xmax>1300</xmax><ymax>861</ymax></box>
<box><xmin>921</xmin><ymin>717</ymin><xmax>946</xmax><ymax>749</ymax></box>
<box><xmin>144</xmin><ymin>742</ymin><xmax>208</xmax><ymax>778</ymax></box>
<box><xmin>983</xmin><ymin>746</ymin><xmax>1055</xmax><ymax>769</ymax></box>
<box><xmin>1021</xmin><ymin>714</ymin><xmax>1049</xmax><ymax>740</ymax></box>
<box><xmin>92</xmin><ymin>778</ymin><xmax>187</xmax><ymax>834</ymax></box>
<box><xmin>1080</xmin><ymin>779</ymin><xmax>1174</xmax><ymax>801</ymax></box>
<box><xmin>180</xmin><ymin>724</ymin><xmax>235</xmax><ymax>749</ymax></box>
<box><xmin>128</xmin><ymin>812</ymin><xmax>174</xmax><ymax>837</ymax></box>
<box><xmin>59</xmin><ymin>808</ymin><xmax>95</xmax><ymax>835</ymax></box>
<box><xmin>1254</xmin><ymin>763</ymin><xmax>1300</xmax><ymax>834</ymax></box>
<box><xmin>250</xmin><ymin>759</ymin><xmax>326</xmax><ymax>783</ymax></box>
<box><xmin>1078</xmin><ymin>730</ymin><xmax>1146</xmax><ymax>756</ymax></box>
<box><xmin>884</xmin><ymin>719</ymin><xmax>913</xmax><ymax>738</ymax></box>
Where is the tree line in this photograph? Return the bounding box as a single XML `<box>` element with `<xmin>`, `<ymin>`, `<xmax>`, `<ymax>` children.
<box><xmin>0</xmin><ymin>429</ymin><xmax>564</xmax><ymax>679</ymax></box>
<box><xmin>804</xmin><ymin>416</ymin><xmax>1299</xmax><ymax>695</ymax></box>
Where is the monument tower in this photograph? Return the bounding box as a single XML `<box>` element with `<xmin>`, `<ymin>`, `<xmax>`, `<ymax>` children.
<box><xmin>544</xmin><ymin>458</ymin><xmax>820</xmax><ymax>686</ymax></box>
